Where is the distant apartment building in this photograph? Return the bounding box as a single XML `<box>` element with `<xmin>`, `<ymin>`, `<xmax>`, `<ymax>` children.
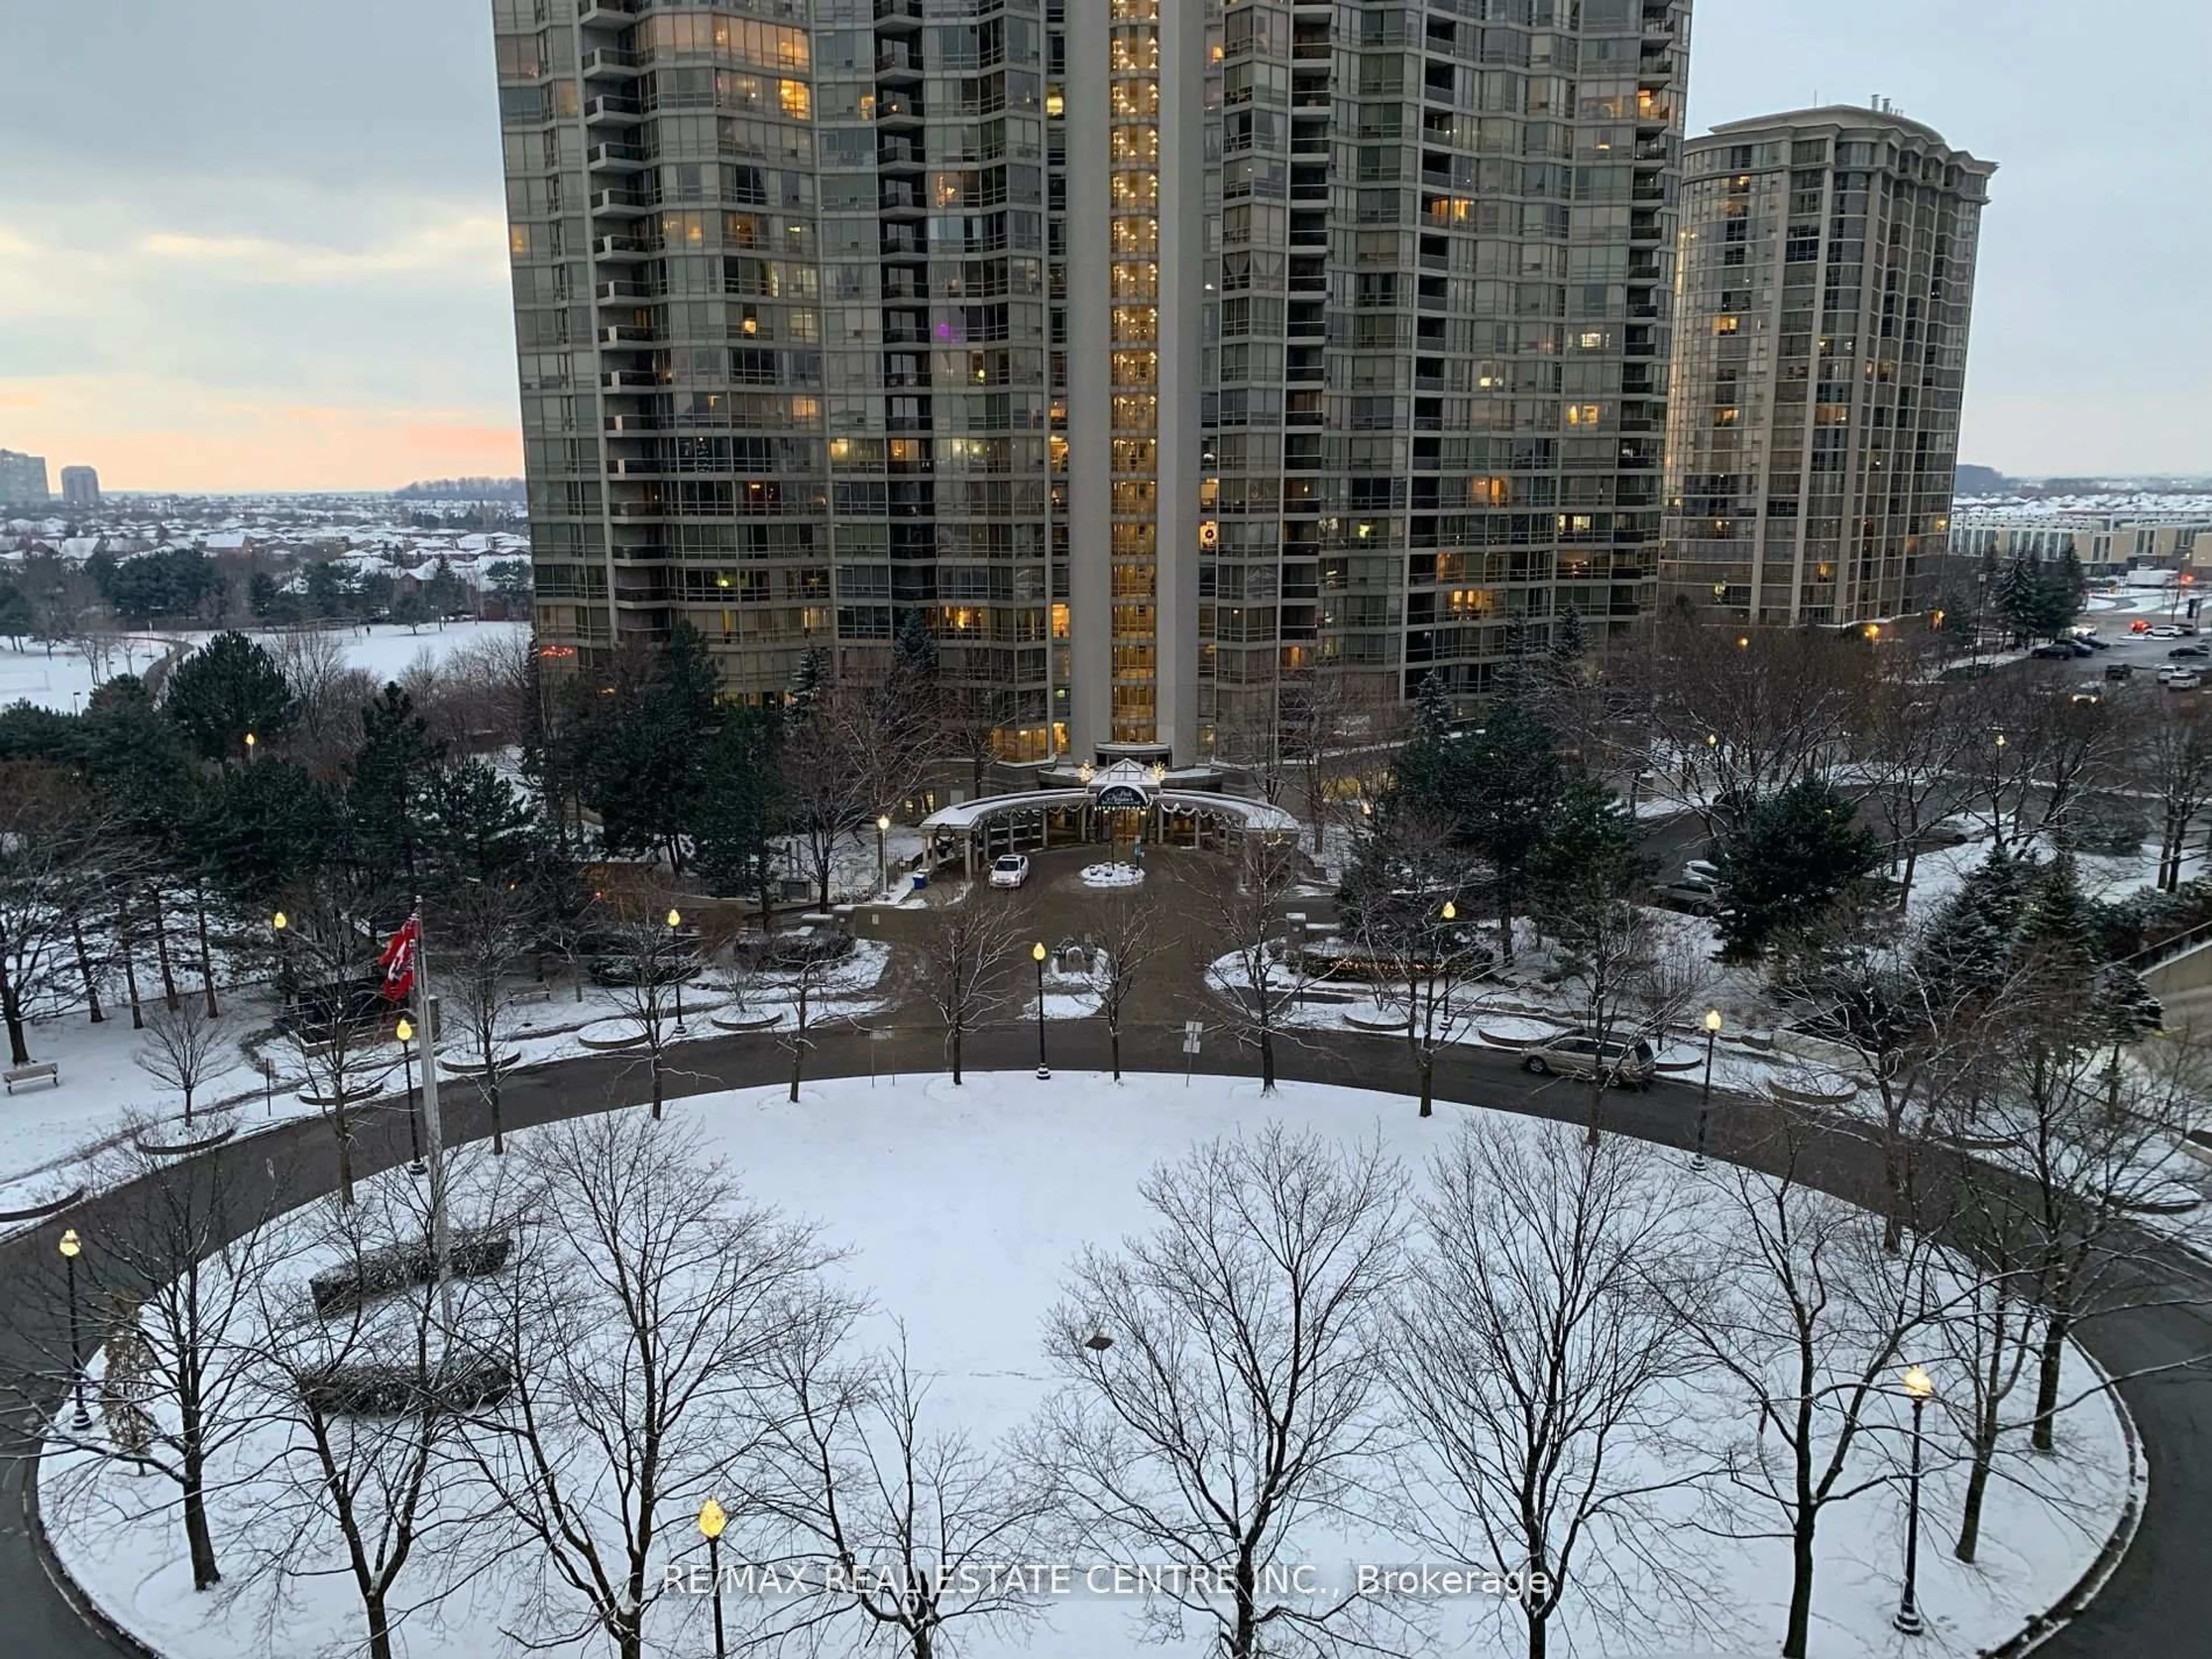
<box><xmin>1662</xmin><ymin>104</ymin><xmax>1994</xmax><ymax>624</ymax></box>
<box><xmin>493</xmin><ymin>0</ymin><xmax>1696</xmax><ymax>770</ymax></box>
<box><xmin>59</xmin><ymin>465</ymin><xmax>101</xmax><ymax>510</ymax></box>
<box><xmin>0</xmin><ymin>449</ymin><xmax>50</xmax><ymax>507</ymax></box>
<box><xmin>1949</xmin><ymin>501</ymin><xmax>2212</xmax><ymax>579</ymax></box>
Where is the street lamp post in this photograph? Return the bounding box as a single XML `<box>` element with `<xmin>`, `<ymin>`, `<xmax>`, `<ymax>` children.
<box><xmin>698</xmin><ymin>1498</ymin><xmax>729</xmax><ymax>1658</ymax></box>
<box><xmin>271</xmin><ymin>910</ymin><xmax>290</xmax><ymax>1009</ymax></box>
<box><xmin>1032</xmin><ymin>941</ymin><xmax>1051</xmax><ymax>1080</ymax></box>
<box><xmin>876</xmin><ymin>813</ymin><xmax>892</xmax><ymax>897</ymax></box>
<box><xmin>1895</xmin><ymin>1365</ymin><xmax>1934</xmax><ymax>1636</ymax></box>
<box><xmin>243</xmin><ymin>730</ymin><xmax>256</xmax><ymax>762</ymax></box>
<box><xmin>1696</xmin><ymin>1008</ymin><xmax>1723</xmax><ymax>1167</ymax></box>
<box><xmin>58</xmin><ymin>1229</ymin><xmax>90</xmax><ymax>1430</ymax></box>
<box><xmin>666</xmin><ymin>908</ymin><xmax>688</xmax><ymax>1035</ymax></box>
<box><xmin>396</xmin><ymin>1016</ymin><xmax>425</xmax><ymax>1175</ymax></box>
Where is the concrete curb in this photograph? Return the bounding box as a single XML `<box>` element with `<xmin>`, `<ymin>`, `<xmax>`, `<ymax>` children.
<box><xmin>1978</xmin><ymin>1349</ymin><xmax>2147</xmax><ymax>1658</ymax></box>
<box><xmin>21</xmin><ymin>1463</ymin><xmax>161</xmax><ymax>1659</ymax></box>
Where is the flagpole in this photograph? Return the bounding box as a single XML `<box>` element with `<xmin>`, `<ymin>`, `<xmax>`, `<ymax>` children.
<box><xmin>410</xmin><ymin>896</ymin><xmax>455</xmax><ymax>1347</ymax></box>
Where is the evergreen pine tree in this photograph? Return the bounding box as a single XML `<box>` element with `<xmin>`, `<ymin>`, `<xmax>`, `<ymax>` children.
<box><xmin>162</xmin><ymin>631</ymin><xmax>297</xmax><ymax>763</ymax></box>
<box><xmin>1713</xmin><ymin>777</ymin><xmax>1882</xmax><ymax>961</ymax></box>
<box><xmin>1390</xmin><ymin>673</ymin><xmax>1463</xmax><ymax>830</ymax></box>
<box><xmin>1459</xmin><ymin>690</ymin><xmax>1563</xmax><ymax>962</ymax></box>
<box><xmin>417</xmin><ymin>759</ymin><xmax>539</xmax><ymax>893</ymax></box>
<box><xmin>347</xmin><ymin>683</ymin><xmax>445</xmax><ymax>889</ymax></box>
<box><xmin>695</xmin><ymin>708</ymin><xmax>787</xmax><ymax>912</ymax></box>
<box><xmin>789</xmin><ymin>646</ymin><xmax>831</xmax><ymax>718</ymax></box>
<box><xmin>1528</xmin><ymin>775</ymin><xmax>1646</xmax><ymax>952</ymax></box>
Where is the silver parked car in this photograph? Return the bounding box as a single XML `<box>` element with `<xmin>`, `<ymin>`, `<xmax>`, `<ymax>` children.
<box><xmin>1520</xmin><ymin>1031</ymin><xmax>1657</xmax><ymax>1089</ymax></box>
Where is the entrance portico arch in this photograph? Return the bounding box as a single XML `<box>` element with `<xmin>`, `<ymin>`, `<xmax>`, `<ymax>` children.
<box><xmin>919</xmin><ymin>758</ymin><xmax>1300</xmax><ymax>881</ymax></box>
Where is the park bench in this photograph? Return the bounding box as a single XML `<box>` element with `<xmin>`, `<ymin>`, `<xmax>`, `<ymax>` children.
<box><xmin>512</xmin><ymin>985</ymin><xmax>555</xmax><ymax>1007</ymax></box>
<box><xmin>4</xmin><ymin>1062</ymin><xmax>60</xmax><ymax>1094</ymax></box>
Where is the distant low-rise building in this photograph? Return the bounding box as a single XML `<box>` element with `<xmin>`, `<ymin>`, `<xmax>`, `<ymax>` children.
<box><xmin>59</xmin><ymin>466</ymin><xmax>100</xmax><ymax>510</ymax></box>
<box><xmin>0</xmin><ymin>449</ymin><xmax>50</xmax><ymax>506</ymax></box>
<box><xmin>1949</xmin><ymin>498</ymin><xmax>2212</xmax><ymax>578</ymax></box>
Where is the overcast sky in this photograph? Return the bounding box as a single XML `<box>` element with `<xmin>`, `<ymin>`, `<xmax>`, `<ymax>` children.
<box><xmin>1</xmin><ymin>1</ymin><xmax>2202</xmax><ymax>492</ymax></box>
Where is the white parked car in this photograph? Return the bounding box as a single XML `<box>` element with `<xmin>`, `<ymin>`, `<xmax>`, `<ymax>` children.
<box><xmin>988</xmin><ymin>853</ymin><xmax>1031</xmax><ymax>889</ymax></box>
<box><xmin>2167</xmin><ymin>672</ymin><xmax>2205</xmax><ymax>692</ymax></box>
<box><xmin>2149</xmin><ymin>624</ymin><xmax>2186</xmax><ymax>639</ymax></box>
<box><xmin>1679</xmin><ymin>858</ymin><xmax>1722</xmax><ymax>893</ymax></box>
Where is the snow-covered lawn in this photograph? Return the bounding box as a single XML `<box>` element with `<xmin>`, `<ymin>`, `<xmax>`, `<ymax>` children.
<box><xmin>0</xmin><ymin>621</ymin><xmax>531</xmax><ymax>713</ymax></box>
<box><xmin>43</xmin><ymin>1074</ymin><xmax>2131</xmax><ymax>1659</ymax></box>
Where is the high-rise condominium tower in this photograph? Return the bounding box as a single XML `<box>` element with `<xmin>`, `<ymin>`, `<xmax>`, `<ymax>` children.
<box><xmin>0</xmin><ymin>450</ymin><xmax>49</xmax><ymax>507</ymax></box>
<box><xmin>493</xmin><ymin>0</ymin><xmax>1694</xmax><ymax>772</ymax></box>
<box><xmin>60</xmin><ymin>467</ymin><xmax>101</xmax><ymax>510</ymax></box>
<box><xmin>1662</xmin><ymin>104</ymin><xmax>1993</xmax><ymax>626</ymax></box>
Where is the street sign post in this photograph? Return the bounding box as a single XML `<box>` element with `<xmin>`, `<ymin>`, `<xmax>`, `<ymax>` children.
<box><xmin>1183</xmin><ymin>1020</ymin><xmax>1203</xmax><ymax>1085</ymax></box>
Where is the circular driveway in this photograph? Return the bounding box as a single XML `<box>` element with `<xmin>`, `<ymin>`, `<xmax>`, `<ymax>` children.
<box><xmin>2</xmin><ymin>1013</ymin><xmax>2206</xmax><ymax>1657</ymax></box>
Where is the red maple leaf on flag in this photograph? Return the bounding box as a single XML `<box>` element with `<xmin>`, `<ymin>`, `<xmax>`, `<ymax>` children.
<box><xmin>377</xmin><ymin>914</ymin><xmax>421</xmax><ymax>1004</ymax></box>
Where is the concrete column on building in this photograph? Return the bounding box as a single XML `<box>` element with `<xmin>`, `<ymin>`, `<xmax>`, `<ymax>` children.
<box><xmin>1153</xmin><ymin>0</ymin><xmax>1207</xmax><ymax>765</ymax></box>
<box><xmin>1065</xmin><ymin>1</ymin><xmax>1113</xmax><ymax>763</ymax></box>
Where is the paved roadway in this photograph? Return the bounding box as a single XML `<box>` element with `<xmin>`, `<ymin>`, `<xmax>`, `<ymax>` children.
<box><xmin>2</xmin><ymin>1007</ymin><xmax>2207</xmax><ymax>1658</ymax></box>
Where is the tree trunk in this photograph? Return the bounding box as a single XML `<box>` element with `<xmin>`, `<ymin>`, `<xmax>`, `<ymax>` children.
<box><xmin>1259</xmin><ymin>1021</ymin><xmax>1275</xmax><ymax>1094</ymax></box>
<box><xmin>363</xmin><ymin>1589</ymin><xmax>395</xmax><ymax>1659</ymax></box>
<box><xmin>333</xmin><ymin>1097</ymin><xmax>356</xmax><ymax>1207</ymax></box>
<box><xmin>1881</xmin><ymin>1126</ymin><xmax>1906</xmax><ymax>1255</ymax></box>
<box><xmin>1419</xmin><ymin>1052</ymin><xmax>1433</xmax><ymax>1118</ymax></box>
<box><xmin>71</xmin><ymin>921</ymin><xmax>104</xmax><ymax>1024</ymax></box>
<box><xmin>151</xmin><ymin>892</ymin><xmax>181</xmax><ymax>1011</ymax></box>
<box><xmin>1781</xmin><ymin>1517</ymin><xmax>1817</xmax><ymax>1659</ymax></box>
<box><xmin>192</xmin><ymin>886</ymin><xmax>219</xmax><ymax>1017</ymax></box>
<box><xmin>117</xmin><ymin>897</ymin><xmax>144</xmax><ymax>1029</ymax></box>
<box><xmin>1955</xmin><ymin>1429</ymin><xmax>1996</xmax><ymax>1562</ymax></box>
<box><xmin>1526</xmin><ymin>1607</ymin><xmax>1548</xmax><ymax>1659</ymax></box>
<box><xmin>2032</xmin><ymin>1303</ymin><xmax>2069</xmax><ymax>1453</ymax></box>
<box><xmin>950</xmin><ymin>1024</ymin><xmax>964</xmax><ymax>1086</ymax></box>
<box><xmin>1585</xmin><ymin>1075</ymin><xmax>1604</xmax><ymax>1148</ymax></box>
<box><xmin>182</xmin><ymin>1455</ymin><xmax>222</xmax><ymax>1589</ymax></box>
<box><xmin>1497</xmin><ymin>882</ymin><xmax>1516</xmax><ymax>966</ymax></box>
<box><xmin>0</xmin><ymin>946</ymin><xmax>28</xmax><ymax>1067</ymax></box>
<box><xmin>1109</xmin><ymin>1020</ymin><xmax>1122</xmax><ymax>1082</ymax></box>
<box><xmin>650</xmin><ymin>1049</ymin><xmax>665</xmax><ymax>1120</ymax></box>
<box><xmin>488</xmin><ymin>1080</ymin><xmax>505</xmax><ymax>1156</ymax></box>
<box><xmin>1898</xmin><ymin>840</ymin><xmax>1921</xmax><ymax>907</ymax></box>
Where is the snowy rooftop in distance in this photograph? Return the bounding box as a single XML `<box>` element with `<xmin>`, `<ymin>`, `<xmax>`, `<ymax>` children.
<box><xmin>1955</xmin><ymin>492</ymin><xmax>2212</xmax><ymax>525</ymax></box>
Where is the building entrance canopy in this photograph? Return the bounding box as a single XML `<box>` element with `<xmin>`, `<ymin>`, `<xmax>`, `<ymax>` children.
<box><xmin>918</xmin><ymin>759</ymin><xmax>1298</xmax><ymax>879</ymax></box>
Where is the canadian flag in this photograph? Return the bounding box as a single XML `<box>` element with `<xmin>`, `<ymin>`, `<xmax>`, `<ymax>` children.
<box><xmin>377</xmin><ymin>914</ymin><xmax>421</xmax><ymax>1004</ymax></box>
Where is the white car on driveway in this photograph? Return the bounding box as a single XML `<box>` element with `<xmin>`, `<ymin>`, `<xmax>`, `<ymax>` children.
<box><xmin>988</xmin><ymin>853</ymin><xmax>1031</xmax><ymax>889</ymax></box>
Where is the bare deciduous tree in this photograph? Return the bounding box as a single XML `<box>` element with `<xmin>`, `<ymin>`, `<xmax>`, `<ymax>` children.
<box><xmin>913</xmin><ymin>901</ymin><xmax>1025</xmax><ymax>1086</ymax></box>
<box><xmin>275</xmin><ymin>893</ymin><xmax>394</xmax><ymax>1208</ymax></box>
<box><xmin>1202</xmin><ymin>835</ymin><xmax>1310</xmax><ymax>1095</ymax></box>
<box><xmin>1384</xmin><ymin>1124</ymin><xmax>1718</xmax><ymax>1659</ymax></box>
<box><xmin>232</xmin><ymin>1165</ymin><xmax>507</xmax><ymax>1659</ymax></box>
<box><xmin>1548</xmin><ymin>897</ymin><xmax>1706</xmax><ymax>1147</ymax></box>
<box><xmin>1635</xmin><ymin>620</ymin><xmax>1870</xmax><ymax>844</ymax></box>
<box><xmin>468</xmin><ymin>1113</ymin><xmax>849</xmax><ymax>1659</ymax></box>
<box><xmin>783</xmin><ymin>681</ymin><xmax>935</xmax><ymax>910</ymax></box>
<box><xmin>1346</xmin><ymin>806</ymin><xmax>1490</xmax><ymax>1119</ymax></box>
<box><xmin>1036</xmin><ymin>1127</ymin><xmax>1407</xmax><ymax>1659</ymax></box>
<box><xmin>435</xmin><ymin>879</ymin><xmax>541</xmax><ymax>1154</ymax></box>
<box><xmin>0</xmin><ymin>770</ymin><xmax>117</xmax><ymax>1065</ymax></box>
<box><xmin>594</xmin><ymin>899</ymin><xmax>702</xmax><ymax>1122</ymax></box>
<box><xmin>135</xmin><ymin>1003</ymin><xmax>241</xmax><ymax>1128</ymax></box>
<box><xmin>756</xmin><ymin>1327</ymin><xmax>1060</xmax><ymax>1659</ymax></box>
<box><xmin>16</xmin><ymin>1125</ymin><xmax>297</xmax><ymax>1593</ymax></box>
<box><xmin>1664</xmin><ymin>1120</ymin><xmax>1939</xmax><ymax>1659</ymax></box>
<box><xmin>2130</xmin><ymin>688</ymin><xmax>2212</xmax><ymax>890</ymax></box>
<box><xmin>1092</xmin><ymin>885</ymin><xmax>1167</xmax><ymax>1084</ymax></box>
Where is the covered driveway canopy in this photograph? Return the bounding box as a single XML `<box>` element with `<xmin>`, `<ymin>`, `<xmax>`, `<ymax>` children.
<box><xmin>918</xmin><ymin>759</ymin><xmax>1300</xmax><ymax>877</ymax></box>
